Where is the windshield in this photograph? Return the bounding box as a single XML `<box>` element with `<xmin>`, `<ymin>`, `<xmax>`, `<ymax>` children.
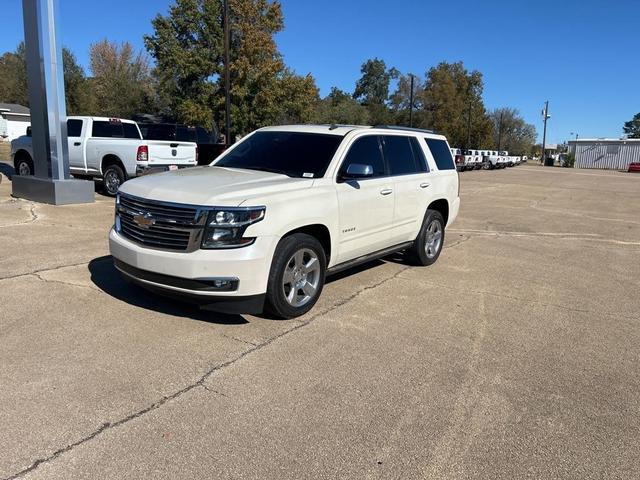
<box><xmin>214</xmin><ymin>131</ymin><xmax>343</xmax><ymax>178</ymax></box>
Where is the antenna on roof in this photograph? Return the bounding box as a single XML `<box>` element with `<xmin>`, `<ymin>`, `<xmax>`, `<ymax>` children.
<box><xmin>328</xmin><ymin>124</ymin><xmax>339</xmax><ymax>130</ymax></box>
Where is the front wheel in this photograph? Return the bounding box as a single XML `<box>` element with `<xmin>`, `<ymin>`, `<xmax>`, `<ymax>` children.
<box><xmin>265</xmin><ymin>233</ymin><xmax>327</xmax><ymax>319</ymax></box>
<box><xmin>406</xmin><ymin>210</ymin><xmax>445</xmax><ymax>266</ymax></box>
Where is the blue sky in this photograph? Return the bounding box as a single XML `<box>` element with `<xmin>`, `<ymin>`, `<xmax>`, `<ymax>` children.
<box><xmin>1</xmin><ymin>0</ymin><xmax>639</xmax><ymax>144</ymax></box>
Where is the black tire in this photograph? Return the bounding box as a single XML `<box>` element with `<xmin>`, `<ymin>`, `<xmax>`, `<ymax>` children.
<box><xmin>264</xmin><ymin>233</ymin><xmax>327</xmax><ymax>319</ymax></box>
<box><xmin>102</xmin><ymin>164</ymin><xmax>125</xmax><ymax>197</ymax></box>
<box><xmin>406</xmin><ymin>209</ymin><xmax>445</xmax><ymax>266</ymax></box>
<box><xmin>15</xmin><ymin>154</ymin><xmax>34</xmax><ymax>176</ymax></box>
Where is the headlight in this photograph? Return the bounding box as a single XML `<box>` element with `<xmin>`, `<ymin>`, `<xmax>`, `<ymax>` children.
<box><xmin>201</xmin><ymin>207</ymin><xmax>265</xmax><ymax>249</ymax></box>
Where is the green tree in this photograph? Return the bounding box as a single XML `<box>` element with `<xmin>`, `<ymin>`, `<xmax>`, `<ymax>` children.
<box><xmin>89</xmin><ymin>40</ymin><xmax>155</xmax><ymax>118</ymax></box>
<box><xmin>0</xmin><ymin>45</ymin><xmax>28</xmax><ymax>105</ymax></box>
<box><xmin>623</xmin><ymin>112</ymin><xmax>640</xmax><ymax>138</ymax></box>
<box><xmin>490</xmin><ymin>107</ymin><xmax>537</xmax><ymax>155</ymax></box>
<box><xmin>418</xmin><ymin>61</ymin><xmax>493</xmax><ymax>149</ymax></box>
<box><xmin>144</xmin><ymin>0</ymin><xmax>223</xmax><ymax>128</ymax></box>
<box><xmin>313</xmin><ymin>87</ymin><xmax>370</xmax><ymax>125</ymax></box>
<box><xmin>146</xmin><ymin>0</ymin><xmax>319</xmax><ymax>136</ymax></box>
<box><xmin>0</xmin><ymin>43</ymin><xmax>90</xmax><ymax>114</ymax></box>
<box><xmin>353</xmin><ymin>58</ymin><xmax>398</xmax><ymax>125</ymax></box>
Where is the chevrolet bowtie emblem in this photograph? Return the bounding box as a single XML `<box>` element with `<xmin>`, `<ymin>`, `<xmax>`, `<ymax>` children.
<box><xmin>133</xmin><ymin>212</ymin><xmax>156</xmax><ymax>229</ymax></box>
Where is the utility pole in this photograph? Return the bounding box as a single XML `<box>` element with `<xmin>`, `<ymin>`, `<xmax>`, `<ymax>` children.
<box><xmin>409</xmin><ymin>74</ymin><xmax>414</xmax><ymax>128</ymax></box>
<box><xmin>466</xmin><ymin>99</ymin><xmax>472</xmax><ymax>151</ymax></box>
<box><xmin>541</xmin><ymin>101</ymin><xmax>550</xmax><ymax>165</ymax></box>
<box><xmin>223</xmin><ymin>0</ymin><xmax>232</xmax><ymax>147</ymax></box>
<box><xmin>497</xmin><ymin>111</ymin><xmax>504</xmax><ymax>151</ymax></box>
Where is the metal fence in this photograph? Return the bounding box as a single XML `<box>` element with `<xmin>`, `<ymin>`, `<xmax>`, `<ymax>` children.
<box><xmin>570</xmin><ymin>140</ymin><xmax>640</xmax><ymax>170</ymax></box>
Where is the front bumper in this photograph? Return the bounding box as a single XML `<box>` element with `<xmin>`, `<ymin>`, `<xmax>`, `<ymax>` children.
<box><xmin>109</xmin><ymin>228</ymin><xmax>279</xmax><ymax>306</ymax></box>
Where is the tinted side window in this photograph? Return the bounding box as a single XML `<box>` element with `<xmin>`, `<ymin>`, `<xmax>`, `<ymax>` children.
<box><xmin>123</xmin><ymin>123</ymin><xmax>141</xmax><ymax>139</ymax></box>
<box><xmin>340</xmin><ymin>136</ymin><xmax>385</xmax><ymax>178</ymax></box>
<box><xmin>196</xmin><ymin>127</ymin><xmax>212</xmax><ymax>144</ymax></box>
<box><xmin>176</xmin><ymin>125</ymin><xmax>197</xmax><ymax>142</ymax></box>
<box><xmin>410</xmin><ymin>137</ymin><xmax>429</xmax><ymax>172</ymax></box>
<box><xmin>67</xmin><ymin>119</ymin><xmax>83</xmax><ymax>137</ymax></box>
<box><xmin>383</xmin><ymin>135</ymin><xmax>418</xmax><ymax>176</ymax></box>
<box><xmin>146</xmin><ymin>124</ymin><xmax>176</xmax><ymax>141</ymax></box>
<box><xmin>92</xmin><ymin>121</ymin><xmax>123</xmax><ymax>138</ymax></box>
<box><xmin>426</xmin><ymin>138</ymin><xmax>456</xmax><ymax>170</ymax></box>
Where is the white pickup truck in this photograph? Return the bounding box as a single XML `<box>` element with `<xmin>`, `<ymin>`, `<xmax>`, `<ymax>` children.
<box><xmin>10</xmin><ymin>116</ymin><xmax>198</xmax><ymax>196</ymax></box>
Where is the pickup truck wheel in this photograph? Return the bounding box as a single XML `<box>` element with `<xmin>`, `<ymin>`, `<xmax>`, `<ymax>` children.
<box><xmin>103</xmin><ymin>165</ymin><xmax>125</xmax><ymax>196</ymax></box>
<box><xmin>265</xmin><ymin>233</ymin><xmax>326</xmax><ymax>319</ymax></box>
<box><xmin>407</xmin><ymin>210</ymin><xmax>445</xmax><ymax>266</ymax></box>
<box><xmin>16</xmin><ymin>157</ymin><xmax>34</xmax><ymax>176</ymax></box>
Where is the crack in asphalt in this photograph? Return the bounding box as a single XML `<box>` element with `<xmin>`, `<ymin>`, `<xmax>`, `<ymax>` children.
<box><xmin>31</xmin><ymin>272</ymin><xmax>100</xmax><ymax>292</ymax></box>
<box><xmin>0</xmin><ymin>259</ymin><xmax>108</xmax><ymax>282</ymax></box>
<box><xmin>0</xmin><ymin>201</ymin><xmax>39</xmax><ymax>228</ymax></box>
<box><xmin>397</xmin><ymin>276</ymin><xmax>640</xmax><ymax>323</ymax></box>
<box><xmin>2</xmin><ymin>265</ymin><xmax>410</xmax><ymax>480</ymax></box>
<box><xmin>448</xmin><ymin>228</ymin><xmax>640</xmax><ymax>247</ymax></box>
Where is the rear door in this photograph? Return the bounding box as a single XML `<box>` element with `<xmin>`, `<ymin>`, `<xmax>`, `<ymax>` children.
<box><xmin>423</xmin><ymin>137</ymin><xmax>459</xmax><ymax>226</ymax></box>
<box><xmin>334</xmin><ymin>135</ymin><xmax>395</xmax><ymax>263</ymax></box>
<box><xmin>384</xmin><ymin>135</ymin><xmax>433</xmax><ymax>244</ymax></box>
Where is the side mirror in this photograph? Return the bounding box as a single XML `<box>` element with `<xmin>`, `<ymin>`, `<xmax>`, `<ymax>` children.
<box><xmin>342</xmin><ymin>163</ymin><xmax>373</xmax><ymax>180</ymax></box>
<box><xmin>26</xmin><ymin>126</ymin><xmax>32</xmax><ymax>137</ymax></box>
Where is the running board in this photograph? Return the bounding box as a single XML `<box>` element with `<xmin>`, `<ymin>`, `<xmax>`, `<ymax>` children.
<box><xmin>326</xmin><ymin>241</ymin><xmax>414</xmax><ymax>277</ymax></box>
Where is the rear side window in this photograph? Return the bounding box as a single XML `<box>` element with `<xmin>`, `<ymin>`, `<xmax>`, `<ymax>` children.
<box><xmin>340</xmin><ymin>136</ymin><xmax>385</xmax><ymax>178</ymax></box>
<box><xmin>176</xmin><ymin>125</ymin><xmax>197</xmax><ymax>142</ymax></box>
<box><xmin>383</xmin><ymin>135</ymin><xmax>419</xmax><ymax>176</ymax></box>
<box><xmin>145</xmin><ymin>124</ymin><xmax>176</xmax><ymax>141</ymax></box>
<box><xmin>409</xmin><ymin>137</ymin><xmax>429</xmax><ymax>172</ymax></box>
<box><xmin>123</xmin><ymin>123</ymin><xmax>141</xmax><ymax>139</ymax></box>
<box><xmin>92</xmin><ymin>121</ymin><xmax>123</xmax><ymax>138</ymax></box>
<box><xmin>67</xmin><ymin>119</ymin><xmax>83</xmax><ymax>137</ymax></box>
<box><xmin>426</xmin><ymin>138</ymin><xmax>456</xmax><ymax>170</ymax></box>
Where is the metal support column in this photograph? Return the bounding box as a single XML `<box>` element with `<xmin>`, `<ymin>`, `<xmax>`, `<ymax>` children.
<box><xmin>12</xmin><ymin>0</ymin><xmax>94</xmax><ymax>204</ymax></box>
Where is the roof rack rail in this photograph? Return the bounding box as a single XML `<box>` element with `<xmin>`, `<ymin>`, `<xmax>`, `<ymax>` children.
<box><xmin>372</xmin><ymin>125</ymin><xmax>435</xmax><ymax>134</ymax></box>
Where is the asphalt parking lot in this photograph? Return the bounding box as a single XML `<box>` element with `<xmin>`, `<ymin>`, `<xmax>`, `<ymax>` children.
<box><xmin>1</xmin><ymin>163</ymin><xmax>639</xmax><ymax>479</ymax></box>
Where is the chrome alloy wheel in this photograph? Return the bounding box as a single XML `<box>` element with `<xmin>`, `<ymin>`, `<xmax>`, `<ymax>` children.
<box><xmin>104</xmin><ymin>170</ymin><xmax>121</xmax><ymax>195</ymax></box>
<box><xmin>424</xmin><ymin>219</ymin><xmax>443</xmax><ymax>259</ymax></box>
<box><xmin>282</xmin><ymin>248</ymin><xmax>321</xmax><ymax>308</ymax></box>
<box><xmin>18</xmin><ymin>161</ymin><xmax>32</xmax><ymax>176</ymax></box>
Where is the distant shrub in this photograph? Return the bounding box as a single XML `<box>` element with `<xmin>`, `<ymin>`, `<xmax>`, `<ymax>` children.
<box><xmin>562</xmin><ymin>152</ymin><xmax>576</xmax><ymax>168</ymax></box>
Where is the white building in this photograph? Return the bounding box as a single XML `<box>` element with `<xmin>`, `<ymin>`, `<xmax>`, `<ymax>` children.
<box><xmin>0</xmin><ymin>103</ymin><xmax>31</xmax><ymax>142</ymax></box>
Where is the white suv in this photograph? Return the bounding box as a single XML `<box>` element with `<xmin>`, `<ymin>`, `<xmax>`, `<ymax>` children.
<box><xmin>109</xmin><ymin>125</ymin><xmax>460</xmax><ymax>318</ymax></box>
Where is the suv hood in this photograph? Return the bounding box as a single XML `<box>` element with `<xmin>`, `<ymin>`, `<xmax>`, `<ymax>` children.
<box><xmin>119</xmin><ymin>166</ymin><xmax>313</xmax><ymax>206</ymax></box>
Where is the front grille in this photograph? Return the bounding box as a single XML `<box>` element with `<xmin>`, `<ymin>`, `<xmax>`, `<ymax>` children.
<box><xmin>117</xmin><ymin>194</ymin><xmax>205</xmax><ymax>251</ymax></box>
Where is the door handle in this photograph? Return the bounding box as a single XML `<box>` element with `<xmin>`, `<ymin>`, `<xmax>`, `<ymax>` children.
<box><xmin>420</xmin><ymin>182</ymin><xmax>430</xmax><ymax>189</ymax></box>
<box><xmin>380</xmin><ymin>188</ymin><xmax>393</xmax><ymax>196</ymax></box>
<box><xmin>74</xmin><ymin>142</ymin><xmax>81</xmax><ymax>146</ymax></box>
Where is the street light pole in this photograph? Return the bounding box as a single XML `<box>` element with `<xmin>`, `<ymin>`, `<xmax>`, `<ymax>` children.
<box><xmin>541</xmin><ymin>101</ymin><xmax>550</xmax><ymax>165</ymax></box>
<box><xmin>409</xmin><ymin>74</ymin><xmax>414</xmax><ymax>128</ymax></box>
<box><xmin>223</xmin><ymin>0</ymin><xmax>231</xmax><ymax>147</ymax></box>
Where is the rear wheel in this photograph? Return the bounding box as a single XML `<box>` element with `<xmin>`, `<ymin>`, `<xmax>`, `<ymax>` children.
<box><xmin>15</xmin><ymin>155</ymin><xmax>34</xmax><ymax>176</ymax></box>
<box><xmin>406</xmin><ymin>210</ymin><xmax>445</xmax><ymax>266</ymax></box>
<box><xmin>102</xmin><ymin>164</ymin><xmax>125</xmax><ymax>196</ymax></box>
<box><xmin>265</xmin><ymin>233</ymin><xmax>326</xmax><ymax>319</ymax></box>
